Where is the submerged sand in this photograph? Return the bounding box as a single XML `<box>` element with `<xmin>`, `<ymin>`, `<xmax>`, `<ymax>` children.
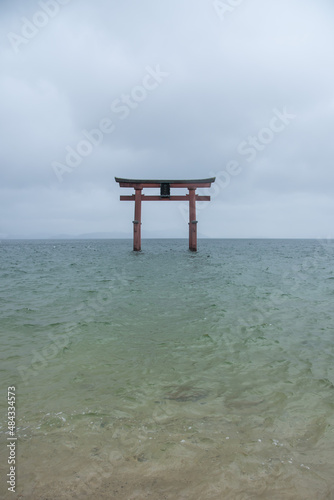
<box><xmin>5</xmin><ymin>401</ymin><xmax>334</xmax><ymax>500</ymax></box>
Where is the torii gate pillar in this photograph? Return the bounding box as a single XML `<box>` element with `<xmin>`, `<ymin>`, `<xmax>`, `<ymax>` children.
<box><xmin>188</xmin><ymin>188</ymin><xmax>197</xmax><ymax>252</ymax></box>
<box><xmin>115</xmin><ymin>177</ymin><xmax>215</xmax><ymax>252</ymax></box>
<box><xmin>133</xmin><ymin>187</ymin><xmax>142</xmax><ymax>251</ymax></box>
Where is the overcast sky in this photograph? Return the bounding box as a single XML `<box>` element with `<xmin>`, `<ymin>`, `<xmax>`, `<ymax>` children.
<box><xmin>1</xmin><ymin>0</ymin><xmax>334</xmax><ymax>239</ymax></box>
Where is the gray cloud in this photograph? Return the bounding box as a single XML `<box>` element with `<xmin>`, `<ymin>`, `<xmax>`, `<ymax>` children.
<box><xmin>1</xmin><ymin>0</ymin><xmax>333</xmax><ymax>238</ymax></box>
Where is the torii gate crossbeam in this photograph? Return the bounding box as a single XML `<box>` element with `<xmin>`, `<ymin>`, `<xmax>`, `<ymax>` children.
<box><xmin>115</xmin><ymin>177</ymin><xmax>215</xmax><ymax>251</ymax></box>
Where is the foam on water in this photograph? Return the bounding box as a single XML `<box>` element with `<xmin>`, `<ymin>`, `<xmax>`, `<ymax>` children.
<box><xmin>1</xmin><ymin>239</ymin><xmax>334</xmax><ymax>498</ymax></box>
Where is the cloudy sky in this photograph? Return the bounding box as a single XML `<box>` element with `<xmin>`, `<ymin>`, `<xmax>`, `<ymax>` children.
<box><xmin>1</xmin><ymin>0</ymin><xmax>333</xmax><ymax>239</ymax></box>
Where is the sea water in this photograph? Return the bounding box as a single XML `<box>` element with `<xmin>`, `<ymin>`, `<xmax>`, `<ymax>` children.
<box><xmin>0</xmin><ymin>239</ymin><xmax>334</xmax><ymax>499</ymax></box>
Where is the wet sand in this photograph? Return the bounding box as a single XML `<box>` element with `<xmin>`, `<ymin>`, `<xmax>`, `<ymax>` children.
<box><xmin>4</xmin><ymin>406</ymin><xmax>334</xmax><ymax>500</ymax></box>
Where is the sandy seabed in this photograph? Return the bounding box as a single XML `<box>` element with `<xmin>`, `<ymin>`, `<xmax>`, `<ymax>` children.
<box><xmin>10</xmin><ymin>450</ymin><xmax>334</xmax><ymax>500</ymax></box>
<box><xmin>3</xmin><ymin>409</ymin><xmax>334</xmax><ymax>500</ymax></box>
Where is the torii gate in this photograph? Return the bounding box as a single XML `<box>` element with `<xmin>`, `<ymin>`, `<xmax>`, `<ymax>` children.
<box><xmin>115</xmin><ymin>177</ymin><xmax>215</xmax><ymax>251</ymax></box>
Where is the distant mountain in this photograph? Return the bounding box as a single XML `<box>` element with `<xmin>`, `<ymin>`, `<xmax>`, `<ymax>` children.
<box><xmin>1</xmin><ymin>230</ymin><xmax>187</xmax><ymax>240</ymax></box>
<box><xmin>73</xmin><ymin>232</ymin><xmax>130</xmax><ymax>239</ymax></box>
<box><xmin>1</xmin><ymin>232</ymin><xmax>130</xmax><ymax>240</ymax></box>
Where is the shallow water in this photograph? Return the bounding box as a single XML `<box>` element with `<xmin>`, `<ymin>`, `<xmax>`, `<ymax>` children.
<box><xmin>1</xmin><ymin>239</ymin><xmax>334</xmax><ymax>499</ymax></box>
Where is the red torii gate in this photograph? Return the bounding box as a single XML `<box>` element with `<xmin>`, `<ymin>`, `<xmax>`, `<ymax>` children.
<box><xmin>115</xmin><ymin>177</ymin><xmax>215</xmax><ymax>251</ymax></box>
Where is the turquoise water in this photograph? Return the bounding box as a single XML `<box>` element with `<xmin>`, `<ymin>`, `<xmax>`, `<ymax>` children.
<box><xmin>1</xmin><ymin>239</ymin><xmax>334</xmax><ymax>499</ymax></box>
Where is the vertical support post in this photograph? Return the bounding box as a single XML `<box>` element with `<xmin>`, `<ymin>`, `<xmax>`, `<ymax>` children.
<box><xmin>188</xmin><ymin>188</ymin><xmax>197</xmax><ymax>251</ymax></box>
<box><xmin>133</xmin><ymin>187</ymin><xmax>142</xmax><ymax>251</ymax></box>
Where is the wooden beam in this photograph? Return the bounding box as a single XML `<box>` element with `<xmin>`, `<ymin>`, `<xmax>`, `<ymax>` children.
<box><xmin>119</xmin><ymin>182</ymin><xmax>158</xmax><ymax>188</ymax></box>
<box><xmin>118</xmin><ymin>182</ymin><xmax>212</xmax><ymax>189</ymax></box>
<box><xmin>169</xmin><ymin>183</ymin><xmax>212</xmax><ymax>189</ymax></box>
<box><xmin>115</xmin><ymin>177</ymin><xmax>215</xmax><ymax>185</ymax></box>
<box><xmin>120</xmin><ymin>195</ymin><xmax>210</xmax><ymax>201</ymax></box>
